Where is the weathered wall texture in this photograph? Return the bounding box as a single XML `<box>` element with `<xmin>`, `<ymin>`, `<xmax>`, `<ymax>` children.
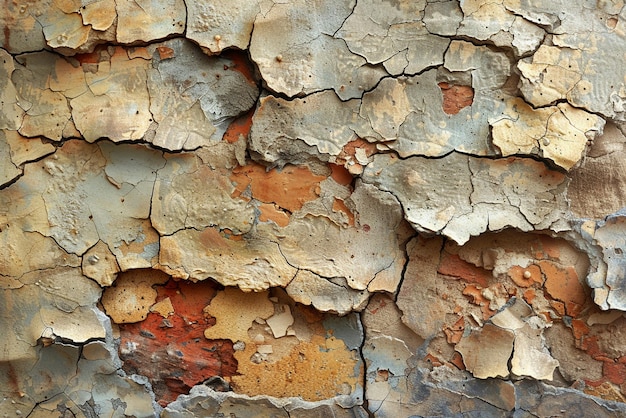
<box><xmin>2</xmin><ymin>1</ymin><xmax>626</xmax><ymax>417</ymax></box>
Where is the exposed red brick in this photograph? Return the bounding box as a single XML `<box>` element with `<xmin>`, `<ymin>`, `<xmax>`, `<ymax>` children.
<box><xmin>571</xmin><ymin>319</ymin><xmax>590</xmax><ymax>340</ymax></box>
<box><xmin>118</xmin><ymin>279</ymin><xmax>237</xmax><ymax>406</ymax></box>
<box><xmin>604</xmin><ymin>361</ymin><xmax>626</xmax><ymax>385</ymax></box>
<box><xmin>438</xmin><ymin>82</ymin><xmax>474</xmax><ymax>115</ymax></box>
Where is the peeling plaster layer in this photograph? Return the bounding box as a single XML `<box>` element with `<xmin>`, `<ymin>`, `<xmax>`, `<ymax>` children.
<box><xmin>250</xmin><ymin>0</ymin><xmax>386</xmax><ymax>99</ymax></box>
<box><xmin>362</xmin><ymin>152</ymin><xmax>569</xmax><ymax>244</ymax></box>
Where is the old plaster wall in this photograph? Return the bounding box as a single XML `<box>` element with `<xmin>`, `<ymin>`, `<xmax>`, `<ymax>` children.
<box><xmin>2</xmin><ymin>1</ymin><xmax>626</xmax><ymax>417</ymax></box>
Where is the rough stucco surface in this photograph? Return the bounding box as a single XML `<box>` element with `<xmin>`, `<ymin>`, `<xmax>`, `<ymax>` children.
<box><xmin>2</xmin><ymin>1</ymin><xmax>626</xmax><ymax>417</ymax></box>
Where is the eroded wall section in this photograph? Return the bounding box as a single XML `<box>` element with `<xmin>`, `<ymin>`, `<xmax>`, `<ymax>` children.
<box><xmin>2</xmin><ymin>1</ymin><xmax>626</xmax><ymax>417</ymax></box>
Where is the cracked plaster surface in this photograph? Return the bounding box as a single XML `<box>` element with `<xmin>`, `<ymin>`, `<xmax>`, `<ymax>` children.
<box><xmin>2</xmin><ymin>0</ymin><xmax>626</xmax><ymax>416</ymax></box>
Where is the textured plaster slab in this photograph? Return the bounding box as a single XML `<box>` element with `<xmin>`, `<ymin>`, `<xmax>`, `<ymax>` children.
<box><xmin>357</xmin><ymin>41</ymin><xmax>512</xmax><ymax>158</ymax></box>
<box><xmin>0</xmin><ymin>2</ymin><xmax>47</xmax><ymax>53</ymax></box>
<box><xmin>491</xmin><ymin>98</ymin><xmax>605</xmax><ymax>170</ymax></box>
<box><xmin>456</xmin><ymin>324</ymin><xmax>515</xmax><ymax>379</ymax></box>
<box><xmin>163</xmin><ymin>385</ymin><xmax>367</xmax><ymax>418</ymax></box>
<box><xmin>336</xmin><ymin>0</ymin><xmax>450</xmax><ymax>75</ymax></box>
<box><xmin>510</xmin><ymin>324</ymin><xmax>558</xmax><ymax>380</ymax></box>
<box><xmin>115</xmin><ymin>0</ymin><xmax>185</xmax><ymax>44</ymax></box>
<box><xmin>250</xmin><ymin>91</ymin><xmax>370</xmax><ymax>167</ymax></box>
<box><xmin>568</xmin><ymin>122</ymin><xmax>626</xmax><ymax>218</ymax></box>
<box><xmin>151</xmin><ymin>153</ymin><xmax>254</xmax><ymax>236</ymax></box>
<box><xmin>286</xmin><ymin>270</ymin><xmax>370</xmax><ymax>315</ymax></box>
<box><xmin>0</xmin><ymin>266</ymin><xmax>103</xmax><ymax>374</ymax></box>
<box><xmin>278</xmin><ymin>181</ymin><xmax>407</xmax><ymax>292</ymax></box>
<box><xmin>12</xmin><ymin>51</ymin><xmax>73</xmax><ymax>141</ymax></box>
<box><xmin>517</xmin><ymin>22</ymin><xmax>626</xmax><ymax>120</ymax></box>
<box><xmin>147</xmin><ymin>39</ymin><xmax>259</xmax><ymax>151</ymax></box>
<box><xmin>159</xmin><ymin>227</ymin><xmax>297</xmax><ymax>290</ymax></box>
<box><xmin>187</xmin><ymin>0</ymin><xmax>260</xmax><ymax>54</ymax></box>
<box><xmin>82</xmin><ymin>241</ymin><xmax>120</xmax><ymax>287</ymax></box>
<box><xmin>397</xmin><ymin>236</ymin><xmax>447</xmax><ymax>340</ymax></box>
<box><xmin>457</xmin><ymin>0</ymin><xmax>545</xmax><ymax>56</ymax></box>
<box><xmin>423</xmin><ymin>1</ymin><xmax>465</xmax><ymax>38</ymax></box>
<box><xmin>249</xmin><ymin>0</ymin><xmax>386</xmax><ymax>99</ymax></box>
<box><xmin>203</xmin><ymin>287</ymin><xmax>274</xmax><ymax>343</ymax></box>
<box><xmin>79</xmin><ymin>0</ymin><xmax>117</xmax><ymax>31</ymax></box>
<box><xmin>4</xmin><ymin>130</ymin><xmax>55</xmax><ymax>166</ymax></box>
<box><xmin>363</xmin><ymin>153</ymin><xmax>569</xmax><ymax>244</ymax></box>
<box><xmin>34</xmin><ymin>0</ymin><xmax>91</xmax><ymax>51</ymax></box>
<box><xmin>0</xmin><ymin>49</ymin><xmax>25</xmax><ymax>130</ymax></box>
<box><xmin>362</xmin><ymin>335</ymin><xmax>413</xmax><ymax>414</ymax></box>
<box><xmin>101</xmin><ymin>269</ymin><xmax>169</xmax><ymax>323</ymax></box>
<box><xmin>0</xmin><ymin>130</ymin><xmax>21</xmax><ymax>186</ymax></box>
<box><xmin>6</xmin><ymin>140</ymin><xmax>162</xmax><ymax>266</ymax></box>
<box><xmin>70</xmin><ymin>47</ymin><xmax>153</xmax><ymax>142</ymax></box>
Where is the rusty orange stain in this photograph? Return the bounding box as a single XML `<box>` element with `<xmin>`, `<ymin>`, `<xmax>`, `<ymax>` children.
<box><xmin>443</xmin><ymin>316</ymin><xmax>465</xmax><ymax>344</ymax></box>
<box><xmin>329</xmin><ymin>163</ymin><xmax>353</xmax><ymax>186</ymax></box>
<box><xmin>199</xmin><ymin>227</ymin><xmax>232</xmax><ymax>249</ymax></box>
<box><xmin>222</xmin><ymin>49</ymin><xmax>256</xmax><ymax>83</ymax></box>
<box><xmin>539</xmin><ymin>260</ymin><xmax>586</xmax><ymax>317</ymax></box>
<box><xmin>332</xmin><ymin>198</ymin><xmax>355</xmax><ymax>226</ymax></box>
<box><xmin>156</xmin><ymin>46</ymin><xmax>175</xmax><ymax>59</ymax></box>
<box><xmin>75</xmin><ymin>51</ymin><xmax>101</xmax><ymax>64</ymax></box>
<box><xmin>462</xmin><ymin>284</ymin><xmax>495</xmax><ymax>320</ymax></box>
<box><xmin>231</xmin><ymin>162</ymin><xmax>326</xmax><ymax>213</ymax></box>
<box><xmin>223</xmin><ymin>109</ymin><xmax>254</xmax><ymax>143</ymax></box>
<box><xmin>438</xmin><ymin>252</ymin><xmax>491</xmax><ymax>288</ymax></box>
<box><xmin>424</xmin><ymin>353</ymin><xmax>444</xmax><ymax>367</ymax></box>
<box><xmin>258</xmin><ymin>202</ymin><xmax>290</xmax><ymax>227</ymax></box>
